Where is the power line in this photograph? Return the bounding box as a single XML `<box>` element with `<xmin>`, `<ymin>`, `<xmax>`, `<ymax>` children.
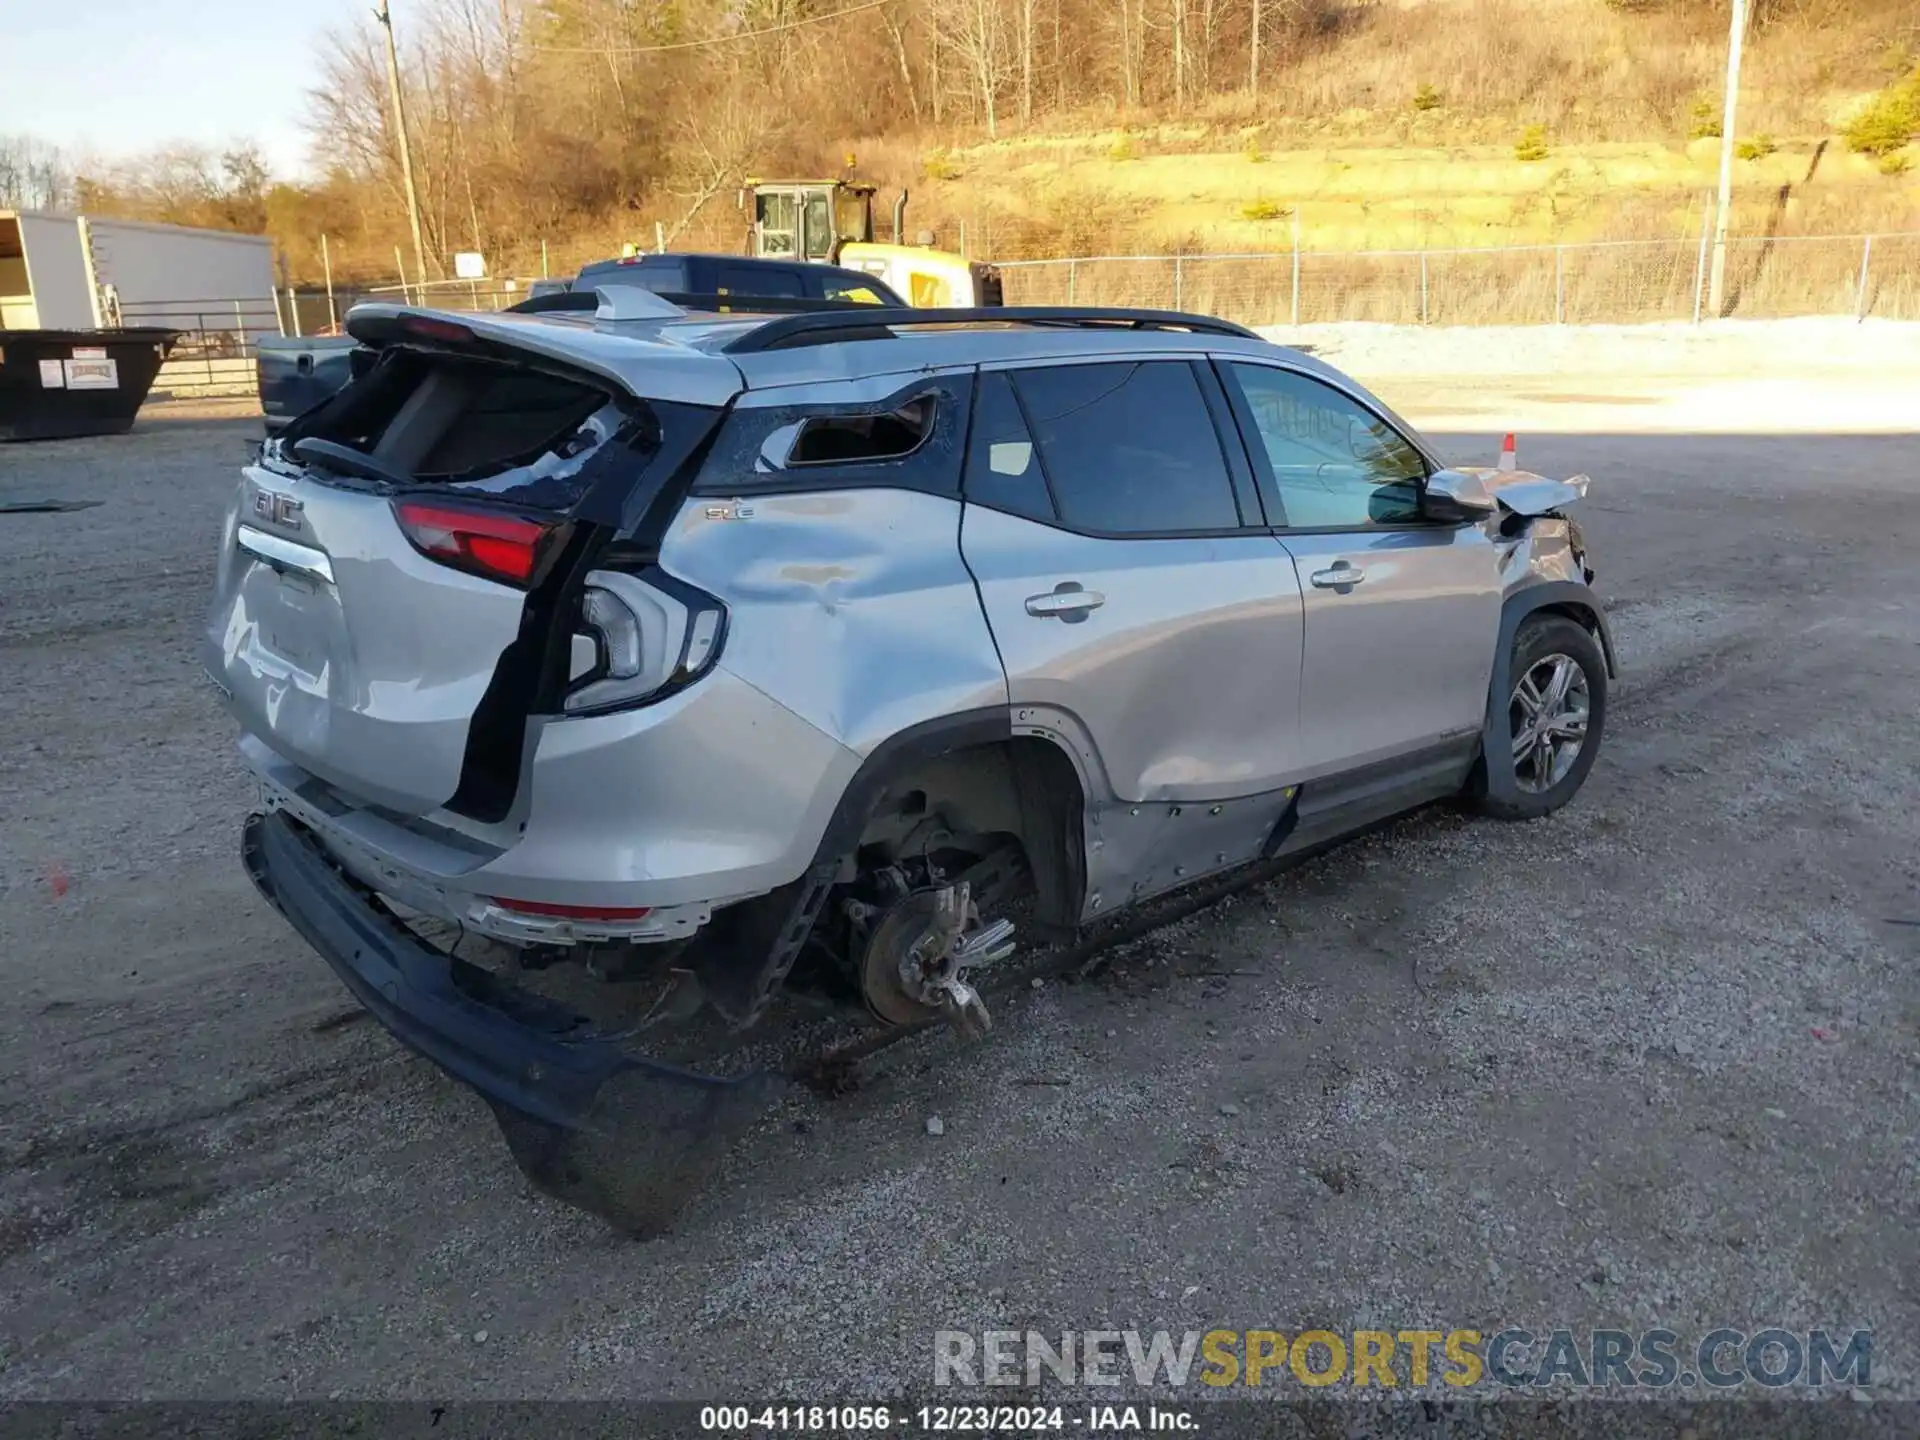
<box><xmin>522</xmin><ymin>0</ymin><xmax>895</xmax><ymax>55</ymax></box>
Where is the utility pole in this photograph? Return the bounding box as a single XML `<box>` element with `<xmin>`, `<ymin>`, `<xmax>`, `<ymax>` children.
<box><xmin>375</xmin><ymin>0</ymin><xmax>429</xmax><ymax>293</ymax></box>
<box><xmin>1706</xmin><ymin>0</ymin><xmax>1748</xmax><ymax>318</ymax></box>
<box><xmin>1249</xmin><ymin>0</ymin><xmax>1261</xmax><ymax>95</ymax></box>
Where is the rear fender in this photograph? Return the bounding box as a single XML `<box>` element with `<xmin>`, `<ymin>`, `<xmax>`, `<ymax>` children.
<box><xmin>448</xmin><ymin>399</ymin><xmax>731</xmax><ymax>822</ymax></box>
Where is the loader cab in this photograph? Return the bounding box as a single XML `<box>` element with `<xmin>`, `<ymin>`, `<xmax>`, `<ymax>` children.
<box><xmin>745</xmin><ymin>180</ymin><xmax>875</xmax><ymax>263</ymax></box>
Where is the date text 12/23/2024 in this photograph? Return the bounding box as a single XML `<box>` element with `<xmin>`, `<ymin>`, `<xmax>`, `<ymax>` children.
<box><xmin>700</xmin><ymin>1406</ymin><xmax>1195</xmax><ymax>1432</ymax></box>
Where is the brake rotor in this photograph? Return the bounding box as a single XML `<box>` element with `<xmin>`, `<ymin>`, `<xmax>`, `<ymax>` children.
<box><xmin>858</xmin><ymin>889</ymin><xmax>951</xmax><ymax>1027</ymax></box>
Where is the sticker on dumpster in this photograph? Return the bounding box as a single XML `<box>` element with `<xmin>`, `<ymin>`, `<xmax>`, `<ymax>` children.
<box><xmin>71</xmin><ymin>346</ymin><xmax>108</xmax><ymax>359</ymax></box>
<box><xmin>64</xmin><ymin>357</ymin><xmax>119</xmax><ymax>390</ymax></box>
<box><xmin>39</xmin><ymin>360</ymin><xmax>66</xmax><ymax>388</ymax></box>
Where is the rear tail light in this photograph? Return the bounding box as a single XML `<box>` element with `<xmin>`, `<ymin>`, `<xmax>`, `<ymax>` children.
<box><xmin>564</xmin><ymin>568</ymin><xmax>726</xmax><ymax>715</ymax></box>
<box><xmin>393</xmin><ymin>500</ymin><xmax>551</xmax><ymax>586</ymax></box>
<box><xmin>490</xmin><ymin>896</ymin><xmax>652</xmax><ymax>921</ymax></box>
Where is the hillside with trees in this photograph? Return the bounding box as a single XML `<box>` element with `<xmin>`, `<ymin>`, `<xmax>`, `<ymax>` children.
<box><xmin>4</xmin><ymin>0</ymin><xmax>1917</xmax><ymax>286</ymax></box>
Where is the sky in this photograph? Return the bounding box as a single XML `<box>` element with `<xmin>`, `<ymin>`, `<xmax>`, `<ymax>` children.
<box><xmin>0</xmin><ymin>0</ymin><xmax>369</xmax><ymax>178</ymax></box>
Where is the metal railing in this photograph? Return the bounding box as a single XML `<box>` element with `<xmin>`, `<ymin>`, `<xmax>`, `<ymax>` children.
<box><xmin>997</xmin><ymin>233</ymin><xmax>1919</xmax><ymax>327</ymax></box>
<box><xmin>120</xmin><ymin>296</ymin><xmax>283</xmax><ymax>397</ymax></box>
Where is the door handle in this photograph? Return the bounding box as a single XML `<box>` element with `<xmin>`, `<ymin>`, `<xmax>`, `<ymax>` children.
<box><xmin>1026</xmin><ymin>586</ymin><xmax>1106</xmax><ymax>620</ymax></box>
<box><xmin>1310</xmin><ymin>563</ymin><xmax>1366</xmax><ymax>589</ymax></box>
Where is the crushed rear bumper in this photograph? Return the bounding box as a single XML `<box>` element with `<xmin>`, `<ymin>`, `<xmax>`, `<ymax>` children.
<box><xmin>242</xmin><ymin>809</ymin><xmax>778</xmax><ymax>1233</ymax></box>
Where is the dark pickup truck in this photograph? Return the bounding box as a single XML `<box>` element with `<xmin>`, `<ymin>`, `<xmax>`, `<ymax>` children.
<box><xmin>256</xmin><ymin>334</ymin><xmax>362</xmax><ymax>435</ymax></box>
<box><xmin>559</xmin><ymin>253</ymin><xmax>904</xmax><ymax>306</ymax></box>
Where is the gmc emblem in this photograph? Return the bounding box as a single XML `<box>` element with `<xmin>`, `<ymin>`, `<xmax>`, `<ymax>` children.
<box><xmin>254</xmin><ymin>491</ymin><xmax>304</xmax><ymax>526</ymax></box>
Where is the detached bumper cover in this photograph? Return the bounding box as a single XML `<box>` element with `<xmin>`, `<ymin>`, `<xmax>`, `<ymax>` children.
<box><xmin>243</xmin><ymin>809</ymin><xmax>777</xmax><ymax>1232</ymax></box>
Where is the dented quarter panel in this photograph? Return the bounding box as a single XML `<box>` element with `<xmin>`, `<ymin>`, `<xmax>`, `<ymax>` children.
<box><xmin>658</xmin><ymin>488</ymin><xmax>1009</xmax><ymax>758</ymax></box>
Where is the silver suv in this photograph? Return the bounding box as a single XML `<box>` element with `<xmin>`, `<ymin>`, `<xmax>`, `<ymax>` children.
<box><xmin>207</xmin><ymin>291</ymin><xmax>1612</xmax><ymax>1233</ymax></box>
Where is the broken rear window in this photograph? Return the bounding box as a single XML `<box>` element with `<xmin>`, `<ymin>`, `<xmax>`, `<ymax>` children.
<box><xmin>283</xmin><ymin>348</ymin><xmax>644</xmax><ymax>512</ymax></box>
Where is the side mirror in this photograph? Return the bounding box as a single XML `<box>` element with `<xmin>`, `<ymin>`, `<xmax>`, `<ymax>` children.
<box><xmin>1422</xmin><ymin>468</ymin><xmax>1498</xmax><ymax>523</ymax></box>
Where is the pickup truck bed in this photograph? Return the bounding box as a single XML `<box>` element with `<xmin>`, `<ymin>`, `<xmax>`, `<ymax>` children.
<box><xmin>256</xmin><ymin>335</ymin><xmax>361</xmax><ymax>434</ymax></box>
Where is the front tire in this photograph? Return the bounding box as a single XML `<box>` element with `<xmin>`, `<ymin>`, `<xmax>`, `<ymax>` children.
<box><xmin>1472</xmin><ymin>613</ymin><xmax>1607</xmax><ymax>821</ymax></box>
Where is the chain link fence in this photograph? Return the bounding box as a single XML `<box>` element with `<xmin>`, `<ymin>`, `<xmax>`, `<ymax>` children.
<box><xmin>275</xmin><ymin>232</ymin><xmax>1918</xmax><ymax>333</ymax></box>
<box><xmin>999</xmin><ymin>233</ymin><xmax>1918</xmax><ymax>326</ymax></box>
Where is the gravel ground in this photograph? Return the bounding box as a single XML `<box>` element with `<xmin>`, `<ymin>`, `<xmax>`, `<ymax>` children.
<box><xmin>0</xmin><ymin>364</ymin><xmax>1917</xmax><ymax>1411</ymax></box>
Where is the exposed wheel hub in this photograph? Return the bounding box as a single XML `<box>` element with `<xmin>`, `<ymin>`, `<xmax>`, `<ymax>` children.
<box><xmin>857</xmin><ymin>880</ymin><xmax>1014</xmax><ymax>1039</ymax></box>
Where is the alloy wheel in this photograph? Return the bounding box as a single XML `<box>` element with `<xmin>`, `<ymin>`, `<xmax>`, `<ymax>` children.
<box><xmin>1509</xmin><ymin>653</ymin><xmax>1590</xmax><ymax>794</ymax></box>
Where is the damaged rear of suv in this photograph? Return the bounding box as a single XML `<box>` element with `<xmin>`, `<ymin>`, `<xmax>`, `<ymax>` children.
<box><xmin>209</xmin><ymin>292</ymin><xmax>1612</xmax><ymax>1235</ymax></box>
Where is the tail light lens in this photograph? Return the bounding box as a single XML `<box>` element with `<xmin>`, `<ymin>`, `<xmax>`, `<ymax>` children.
<box><xmin>564</xmin><ymin>568</ymin><xmax>726</xmax><ymax>715</ymax></box>
<box><xmin>393</xmin><ymin>500</ymin><xmax>551</xmax><ymax>586</ymax></box>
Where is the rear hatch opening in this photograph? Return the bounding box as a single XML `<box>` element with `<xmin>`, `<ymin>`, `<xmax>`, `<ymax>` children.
<box><xmin>209</xmin><ymin>314</ymin><xmax>732</xmax><ymax>830</ymax></box>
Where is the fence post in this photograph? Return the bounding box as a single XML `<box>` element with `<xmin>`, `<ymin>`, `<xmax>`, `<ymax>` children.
<box><xmin>1067</xmin><ymin>259</ymin><xmax>1077</xmax><ymax>305</ymax></box>
<box><xmin>1692</xmin><ymin>193</ymin><xmax>1712</xmax><ymax>323</ymax></box>
<box><xmin>321</xmin><ymin>233</ymin><xmax>338</xmax><ymax>333</ymax></box>
<box><xmin>1855</xmin><ymin>235</ymin><xmax>1874</xmax><ymax>322</ymax></box>
<box><xmin>1419</xmin><ymin>250</ymin><xmax>1429</xmax><ymax>325</ymax></box>
<box><xmin>541</xmin><ymin>239</ymin><xmax>550</xmax><ymax>279</ymax></box>
<box><xmin>1290</xmin><ymin>209</ymin><xmax>1301</xmax><ymax>326</ymax></box>
<box><xmin>1173</xmin><ymin>254</ymin><xmax>1184</xmax><ymax>310</ymax></box>
<box><xmin>1554</xmin><ymin>246</ymin><xmax>1565</xmax><ymax>325</ymax></box>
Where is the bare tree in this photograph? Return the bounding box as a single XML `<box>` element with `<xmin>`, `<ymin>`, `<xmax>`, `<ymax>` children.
<box><xmin>1021</xmin><ymin>0</ymin><xmax>1036</xmax><ymax>122</ymax></box>
<box><xmin>663</xmin><ymin>66</ymin><xmax>777</xmax><ymax>246</ymax></box>
<box><xmin>935</xmin><ymin>0</ymin><xmax>1009</xmax><ymax>136</ymax></box>
<box><xmin>0</xmin><ymin>134</ymin><xmax>77</xmax><ymax>211</ymax></box>
<box><xmin>1249</xmin><ymin>0</ymin><xmax>1262</xmax><ymax>93</ymax></box>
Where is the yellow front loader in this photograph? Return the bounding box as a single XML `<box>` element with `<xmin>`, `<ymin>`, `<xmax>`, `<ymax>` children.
<box><xmin>739</xmin><ymin>176</ymin><xmax>1004</xmax><ymax>309</ymax></box>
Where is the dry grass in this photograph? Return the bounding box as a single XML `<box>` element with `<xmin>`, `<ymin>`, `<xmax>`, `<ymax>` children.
<box><xmin>305</xmin><ymin>0</ymin><xmax>1920</xmax><ymax>289</ymax></box>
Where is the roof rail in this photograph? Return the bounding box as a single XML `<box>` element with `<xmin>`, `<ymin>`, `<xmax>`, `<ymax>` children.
<box><xmin>503</xmin><ymin>290</ymin><xmax>902</xmax><ymax>318</ymax></box>
<box><xmin>722</xmin><ymin>306</ymin><xmax>1260</xmax><ymax>355</ymax></box>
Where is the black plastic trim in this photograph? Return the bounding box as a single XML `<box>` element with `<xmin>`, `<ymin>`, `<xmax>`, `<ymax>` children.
<box><xmin>243</xmin><ymin>810</ymin><xmax>751</xmax><ymax>1121</ymax></box>
<box><xmin>1293</xmin><ymin>732</ymin><xmax>1482</xmax><ymax>835</ymax></box>
<box><xmin>689</xmin><ymin>375</ymin><xmax>972</xmax><ymax>500</ymax></box>
<box><xmin>244</xmin><ymin>810</ymin><xmax>777</xmax><ymax>1233</ymax></box>
<box><xmin>1191</xmin><ymin>358</ymin><xmax>1263</xmax><ymax>529</ymax></box>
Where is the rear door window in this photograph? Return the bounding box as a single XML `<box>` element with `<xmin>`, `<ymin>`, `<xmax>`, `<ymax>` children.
<box><xmin>1008</xmin><ymin>361</ymin><xmax>1243</xmax><ymax>535</ymax></box>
